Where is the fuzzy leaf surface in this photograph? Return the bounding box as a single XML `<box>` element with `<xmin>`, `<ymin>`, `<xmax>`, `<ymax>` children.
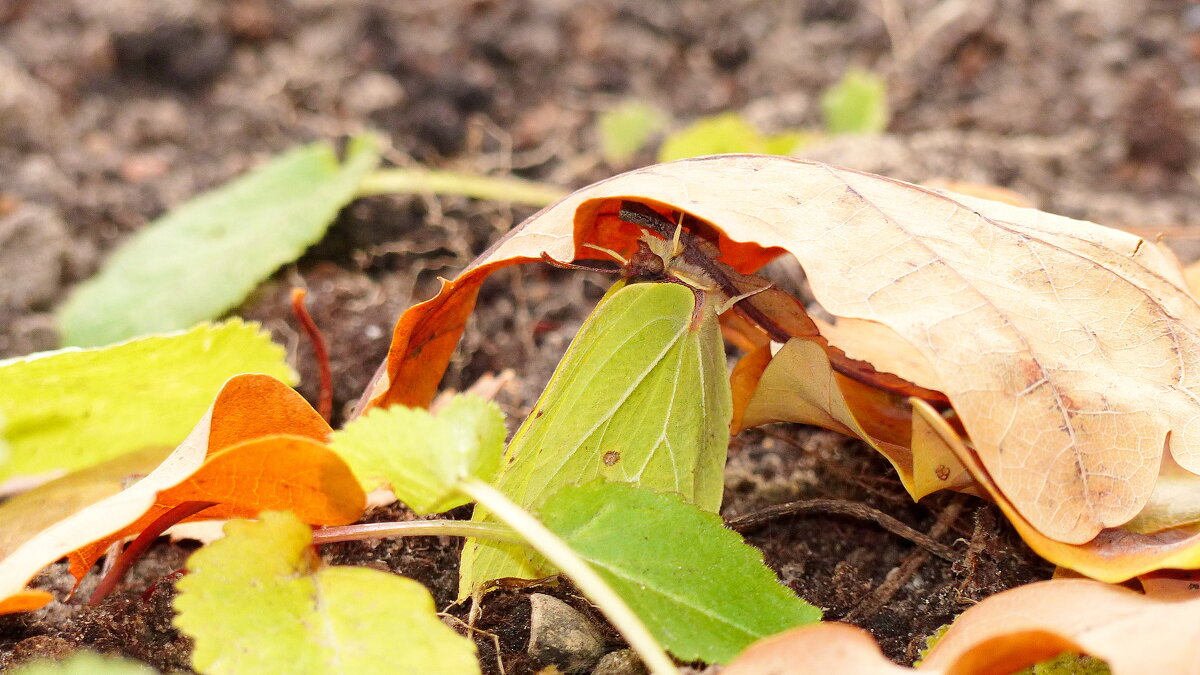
<box><xmin>58</xmin><ymin>135</ymin><xmax>380</xmax><ymax>347</ymax></box>
<box><xmin>0</xmin><ymin>320</ymin><xmax>293</xmax><ymax>482</ymax></box>
<box><xmin>541</xmin><ymin>481</ymin><xmax>820</xmax><ymax>664</ymax></box>
<box><xmin>457</xmin><ymin>281</ymin><xmax>731</xmax><ymax>596</ymax></box>
<box><xmin>175</xmin><ymin>511</ymin><xmax>478</xmax><ymax>675</ymax></box>
<box><xmin>329</xmin><ymin>395</ymin><xmax>506</xmax><ymax>514</ymax></box>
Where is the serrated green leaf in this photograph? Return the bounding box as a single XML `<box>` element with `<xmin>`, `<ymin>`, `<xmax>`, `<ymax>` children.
<box><xmin>11</xmin><ymin>652</ymin><xmax>158</xmax><ymax>675</ymax></box>
<box><xmin>58</xmin><ymin>135</ymin><xmax>381</xmax><ymax>347</ymax></box>
<box><xmin>175</xmin><ymin>511</ymin><xmax>478</xmax><ymax>675</ymax></box>
<box><xmin>597</xmin><ymin>100</ymin><xmax>670</xmax><ymax>164</ymax></box>
<box><xmin>0</xmin><ymin>320</ymin><xmax>294</xmax><ymax>482</ymax></box>
<box><xmin>459</xmin><ymin>281</ymin><xmax>731</xmax><ymax>596</ymax></box>
<box><xmin>821</xmin><ymin>69</ymin><xmax>889</xmax><ymax>135</ymax></box>
<box><xmin>541</xmin><ymin>481</ymin><xmax>821</xmax><ymax>664</ymax></box>
<box><xmin>329</xmin><ymin>395</ymin><xmax>506</xmax><ymax>514</ymax></box>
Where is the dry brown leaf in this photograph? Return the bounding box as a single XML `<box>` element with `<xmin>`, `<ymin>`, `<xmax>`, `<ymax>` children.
<box><xmin>813</xmin><ymin>316</ymin><xmax>943</xmax><ymax>393</ymax></box>
<box><xmin>0</xmin><ymin>374</ymin><xmax>364</xmax><ymax>611</ymax></box>
<box><xmin>921</xmin><ymin>179</ymin><xmax>1034</xmax><ymax>208</ymax></box>
<box><xmin>738</xmin><ymin>338</ymin><xmax>976</xmax><ymax>501</ymax></box>
<box><xmin>913</xmin><ymin>398</ymin><xmax>1200</xmax><ymax>581</ymax></box>
<box><xmin>360</xmin><ymin>155</ymin><xmax>1200</xmax><ymax>545</ymax></box>
<box><xmin>725</xmin><ymin>578</ymin><xmax>1200</xmax><ymax>674</ymax></box>
<box><xmin>1184</xmin><ymin>259</ymin><xmax>1200</xmax><ymax>299</ymax></box>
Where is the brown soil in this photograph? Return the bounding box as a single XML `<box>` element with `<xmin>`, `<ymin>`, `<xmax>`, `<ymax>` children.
<box><xmin>1</xmin><ymin>0</ymin><xmax>1198</xmax><ymax>672</ymax></box>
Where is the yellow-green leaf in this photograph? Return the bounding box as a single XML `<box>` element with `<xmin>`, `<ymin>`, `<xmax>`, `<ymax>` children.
<box><xmin>458</xmin><ymin>281</ymin><xmax>731</xmax><ymax>596</ymax></box>
<box><xmin>58</xmin><ymin>135</ymin><xmax>380</xmax><ymax>347</ymax></box>
<box><xmin>11</xmin><ymin>652</ymin><xmax>157</xmax><ymax>675</ymax></box>
<box><xmin>821</xmin><ymin>69</ymin><xmax>889</xmax><ymax>135</ymax></box>
<box><xmin>597</xmin><ymin>100</ymin><xmax>670</xmax><ymax>164</ymax></box>
<box><xmin>0</xmin><ymin>320</ymin><xmax>294</xmax><ymax>482</ymax></box>
<box><xmin>657</xmin><ymin>112</ymin><xmax>766</xmax><ymax>162</ymax></box>
<box><xmin>329</xmin><ymin>395</ymin><xmax>506</xmax><ymax>514</ymax></box>
<box><xmin>174</xmin><ymin>511</ymin><xmax>478</xmax><ymax>675</ymax></box>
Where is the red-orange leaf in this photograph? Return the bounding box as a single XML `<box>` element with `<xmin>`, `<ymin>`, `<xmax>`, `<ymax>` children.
<box><xmin>0</xmin><ymin>374</ymin><xmax>364</xmax><ymax>612</ymax></box>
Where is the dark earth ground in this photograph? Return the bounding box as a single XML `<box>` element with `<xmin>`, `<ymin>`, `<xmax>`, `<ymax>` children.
<box><xmin>3</xmin><ymin>0</ymin><xmax>1200</xmax><ymax>672</ymax></box>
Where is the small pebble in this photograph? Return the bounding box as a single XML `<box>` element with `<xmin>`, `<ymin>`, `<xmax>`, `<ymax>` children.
<box><xmin>528</xmin><ymin>593</ymin><xmax>607</xmax><ymax>674</ymax></box>
<box><xmin>592</xmin><ymin>649</ymin><xmax>648</xmax><ymax>675</ymax></box>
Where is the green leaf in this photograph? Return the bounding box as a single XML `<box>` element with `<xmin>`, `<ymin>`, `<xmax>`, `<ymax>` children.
<box><xmin>459</xmin><ymin>281</ymin><xmax>732</xmax><ymax>596</ymax></box>
<box><xmin>541</xmin><ymin>481</ymin><xmax>821</xmax><ymax>664</ymax></box>
<box><xmin>11</xmin><ymin>652</ymin><xmax>158</xmax><ymax>675</ymax></box>
<box><xmin>820</xmin><ymin>69</ymin><xmax>889</xmax><ymax>135</ymax></box>
<box><xmin>0</xmin><ymin>320</ymin><xmax>294</xmax><ymax>482</ymax></box>
<box><xmin>175</xmin><ymin>511</ymin><xmax>478</xmax><ymax>675</ymax></box>
<box><xmin>0</xmin><ymin>413</ymin><xmax>8</xmax><ymax>468</ymax></box>
<box><xmin>329</xmin><ymin>395</ymin><xmax>506</xmax><ymax>514</ymax></box>
<box><xmin>657</xmin><ymin>112</ymin><xmax>767</xmax><ymax>162</ymax></box>
<box><xmin>597</xmin><ymin>101</ymin><xmax>670</xmax><ymax>164</ymax></box>
<box><xmin>57</xmin><ymin>135</ymin><xmax>381</xmax><ymax>347</ymax></box>
<box><xmin>1021</xmin><ymin>654</ymin><xmax>1111</xmax><ymax>675</ymax></box>
<box><xmin>763</xmin><ymin>130</ymin><xmax>818</xmax><ymax>156</ymax></box>
<box><xmin>657</xmin><ymin>113</ymin><xmax>811</xmax><ymax>161</ymax></box>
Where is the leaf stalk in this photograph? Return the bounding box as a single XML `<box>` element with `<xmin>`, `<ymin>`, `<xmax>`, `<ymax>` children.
<box><xmin>311</xmin><ymin>519</ymin><xmax>523</xmax><ymax>546</ymax></box>
<box><xmin>357</xmin><ymin>168</ymin><xmax>567</xmax><ymax>207</ymax></box>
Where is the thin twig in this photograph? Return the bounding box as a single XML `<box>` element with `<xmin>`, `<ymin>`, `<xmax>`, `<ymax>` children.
<box><xmin>291</xmin><ymin>288</ymin><xmax>333</xmax><ymax>423</ymax></box>
<box><xmin>728</xmin><ymin>498</ymin><xmax>956</xmax><ymax>562</ymax></box>
<box><xmin>441</xmin><ymin>613</ymin><xmax>506</xmax><ymax>675</ymax></box>
<box><xmin>89</xmin><ymin>501</ymin><xmax>217</xmax><ymax>605</ymax></box>
<box><xmin>842</xmin><ymin>495</ymin><xmax>968</xmax><ymax>623</ymax></box>
<box><xmin>953</xmin><ymin>506</ymin><xmax>994</xmax><ymax>605</ymax></box>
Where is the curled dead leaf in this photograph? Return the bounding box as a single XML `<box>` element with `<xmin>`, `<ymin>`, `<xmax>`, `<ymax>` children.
<box><xmin>0</xmin><ymin>374</ymin><xmax>364</xmax><ymax>612</ymax></box>
<box><xmin>913</xmin><ymin>398</ymin><xmax>1200</xmax><ymax>582</ymax></box>
<box><xmin>360</xmin><ymin>155</ymin><xmax>1199</xmax><ymax>548</ymax></box>
<box><xmin>725</xmin><ymin>579</ymin><xmax>1200</xmax><ymax>675</ymax></box>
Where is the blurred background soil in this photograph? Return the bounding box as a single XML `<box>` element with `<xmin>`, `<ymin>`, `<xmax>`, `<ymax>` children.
<box><xmin>3</xmin><ymin>0</ymin><xmax>1200</xmax><ymax>672</ymax></box>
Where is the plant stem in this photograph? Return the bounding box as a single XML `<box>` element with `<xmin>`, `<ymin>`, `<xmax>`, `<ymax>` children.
<box><xmin>311</xmin><ymin>519</ymin><xmax>523</xmax><ymax>546</ymax></box>
<box><xmin>290</xmin><ymin>288</ymin><xmax>333</xmax><ymax>423</ymax></box>
<box><xmin>89</xmin><ymin>500</ymin><xmax>217</xmax><ymax>605</ymax></box>
<box><xmin>357</xmin><ymin>168</ymin><xmax>568</xmax><ymax>207</ymax></box>
<box><xmin>458</xmin><ymin>478</ymin><xmax>678</xmax><ymax>675</ymax></box>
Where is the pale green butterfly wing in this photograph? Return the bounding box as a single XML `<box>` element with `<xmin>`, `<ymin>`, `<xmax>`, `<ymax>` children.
<box><xmin>458</xmin><ymin>280</ymin><xmax>731</xmax><ymax>597</ymax></box>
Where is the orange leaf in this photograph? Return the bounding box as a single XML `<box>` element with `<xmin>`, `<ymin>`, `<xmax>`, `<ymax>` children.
<box><xmin>726</xmin><ymin>579</ymin><xmax>1200</xmax><ymax>674</ymax></box>
<box><xmin>0</xmin><ymin>374</ymin><xmax>364</xmax><ymax>613</ymax></box>
<box><xmin>0</xmin><ymin>591</ymin><xmax>54</xmax><ymax>614</ymax></box>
